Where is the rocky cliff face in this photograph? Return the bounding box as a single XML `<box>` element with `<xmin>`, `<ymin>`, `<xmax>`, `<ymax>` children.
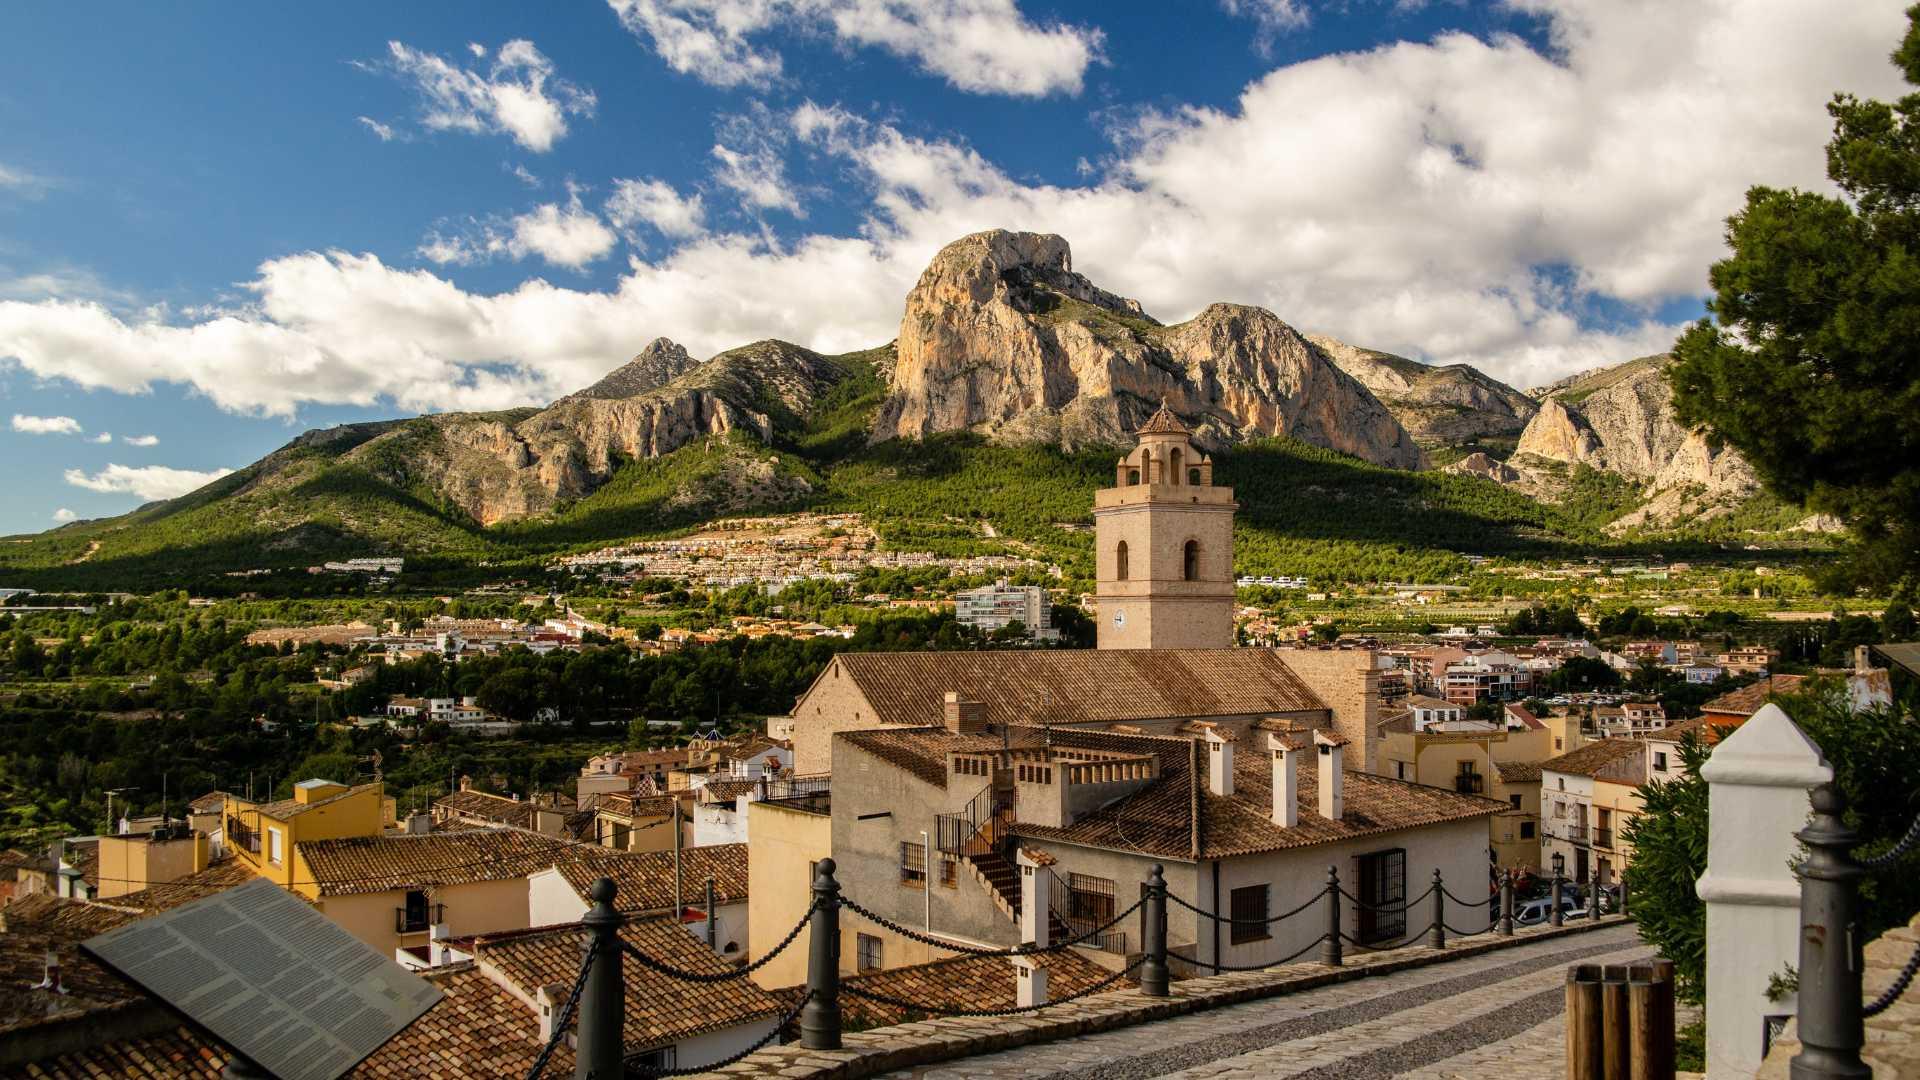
<box><xmin>876</xmin><ymin>230</ymin><xmax>1425</xmax><ymax>468</ymax></box>
<box><xmin>1509</xmin><ymin>354</ymin><xmax>1758</xmax><ymax>525</ymax></box>
<box><xmin>1308</xmin><ymin>335</ymin><xmax>1536</xmax><ymax>446</ymax></box>
<box><xmin>345</xmin><ymin>340</ymin><xmax>850</xmax><ymax>525</ymax></box>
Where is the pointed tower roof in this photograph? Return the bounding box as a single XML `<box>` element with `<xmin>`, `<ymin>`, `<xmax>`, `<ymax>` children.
<box><xmin>1136</xmin><ymin>401</ymin><xmax>1189</xmax><ymax>436</ymax></box>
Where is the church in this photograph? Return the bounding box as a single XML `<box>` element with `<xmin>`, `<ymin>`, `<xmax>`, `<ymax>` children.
<box><xmin>783</xmin><ymin>403</ymin><xmax>1386</xmax><ymax>777</ymax></box>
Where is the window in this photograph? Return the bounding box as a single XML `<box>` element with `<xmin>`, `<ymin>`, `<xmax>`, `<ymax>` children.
<box><xmin>1555</xmin><ymin>738</ymin><xmax>1564</xmax><ymax>751</ymax></box>
<box><xmin>398</xmin><ymin>889</ymin><xmax>433</xmax><ymax>934</ymax></box>
<box><xmin>857</xmin><ymin>933</ymin><xmax>883</xmax><ymax>972</ymax></box>
<box><xmin>267</xmin><ymin>827</ymin><xmax>283</xmax><ymax>865</ymax></box>
<box><xmin>900</xmin><ymin>842</ymin><xmax>927</xmax><ymax>887</ymax></box>
<box><xmin>1509</xmin><ymin>794</ymin><xmax>1523</xmax><ymax>809</ymax></box>
<box><xmin>629</xmin><ymin>1047</ymin><xmax>676</xmax><ymax>1071</ymax></box>
<box><xmin>1068</xmin><ymin>873</ymin><xmax>1116</xmax><ymax>926</ymax></box>
<box><xmin>1128</xmin><ymin>467</ymin><xmax>1141</xmax><ymax>485</ymax></box>
<box><xmin>940</xmin><ymin>852</ymin><xmax>958</xmax><ymax>889</ymax></box>
<box><xmin>1653</xmin><ymin>751</ymin><xmax>1668</xmax><ymax>772</ymax></box>
<box><xmin>1521</xmin><ymin>821</ymin><xmax>1536</xmax><ymax>840</ymax></box>
<box><xmin>1356</xmin><ymin>849</ymin><xmax>1406</xmax><ymax>943</ymax></box>
<box><xmin>1188</xmin><ymin>467</ymin><xmax>1202</xmax><ymax>485</ymax></box>
<box><xmin>1116</xmin><ymin>541</ymin><xmax>1129</xmax><ymax>581</ymax></box>
<box><xmin>1394</xmin><ymin>760</ymin><xmax>1408</xmax><ymax>780</ymax></box>
<box><xmin>808</xmin><ymin>860</ymin><xmax>820</xmax><ymax>886</ymax></box>
<box><xmin>1170</xmin><ymin>447</ymin><xmax>1184</xmax><ymax>482</ymax></box>
<box><xmin>1183</xmin><ymin>540</ymin><xmax>1200</xmax><ymax>582</ymax></box>
<box><xmin>1229</xmin><ymin>884</ymin><xmax>1270</xmax><ymax>945</ymax></box>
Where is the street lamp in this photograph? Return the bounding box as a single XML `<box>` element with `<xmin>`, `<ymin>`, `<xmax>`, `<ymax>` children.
<box><xmin>1551</xmin><ymin>851</ymin><xmax>1566</xmax><ymax>878</ymax></box>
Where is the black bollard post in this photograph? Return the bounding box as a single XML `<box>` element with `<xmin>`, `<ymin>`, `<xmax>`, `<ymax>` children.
<box><xmin>1619</xmin><ymin>878</ymin><xmax>1629</xmax><ymax>919</ymax></box>
<box><xmin>1498</xmin><ymin>870</ymin><xmax>1515</xmax><ymax>936</ymax></box>
<box><xmin>1141</xmin><ymin>864</ymin><xmax>1170</xmax><ymax>996</ymax></box>
<box><xmin>1790</xmin><ymin>784</ymin><xmax>1871</xmax><ymax>1080</ymax></box>
<box><xmin>1429</xmin><ymin>868</ymin><xmax>1446</xmax><ymax>950</ymax></box>
<box><xmin>1322</xmin><ymin>866</ymin><xmax>1343</xmax><ymax>967</ymax></box>
<box><xmin>574</xmin><ymin>877</ymin><xmax>623</xmax><ymax>1080</ymax></box>
<box><xmin>800</xmin><ymin>858</ymin><xmax>843</xmax><ymax>1050</ymax></box>
<box><xmin>1551</xmin><ymin>871</ymin><xmax>1564</xmax><ymax>928</ymax></box>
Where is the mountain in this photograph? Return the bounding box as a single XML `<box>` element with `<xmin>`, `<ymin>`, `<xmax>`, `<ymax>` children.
<box><xmin>1508</xmin><ymin>354</ymin><xmax>1760</xmax><ymax>526</ymax></box>
<box><xmin>558</xmin><ymin>338</ymin><xmax>700</xmax><ymax>402</ymax></box>
<box><xmin>1307</xmin><ymin>335</ymin><xmax>1537</xmax><ymax>446</ymax></box>
<box><xmin>877</xmin><ymin>231</ymin><xmax>1425</xmax><ymax>468</ymax></box>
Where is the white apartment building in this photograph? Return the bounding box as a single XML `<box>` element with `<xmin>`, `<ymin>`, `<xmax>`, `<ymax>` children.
<box><xmin>954</xmin><ymin>580</ymin><xmax>1057</xmax><ymax>640</ymax></box>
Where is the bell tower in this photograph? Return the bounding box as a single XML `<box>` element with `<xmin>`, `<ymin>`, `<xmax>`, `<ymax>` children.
<box><xmin>1094</xmin><ymin>404</ymin><xmax>1237</xmax><ymax>650</ymax></box>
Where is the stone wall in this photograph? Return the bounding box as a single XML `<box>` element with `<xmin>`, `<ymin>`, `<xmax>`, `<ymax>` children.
<box><xmin>1273</xmin><ymin>649</ymin><xmax>1383</xmax><ymax>773</ymax></box>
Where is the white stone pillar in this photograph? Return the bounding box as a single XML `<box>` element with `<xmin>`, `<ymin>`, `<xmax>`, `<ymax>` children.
<box><xmin>1017</xmin><ymin>849</ymin><xmax>1050</xmax><ymax>949</ymax></box>
<box><xmin>1695</xmin><ymin>703</ymin><xmax>1831</xmax><ymax>1079</ymax></box>
<box><xmin>1015</xmin><ymin>956</ymin><xmax>1048</xmax><ymax>1008</ymax></box>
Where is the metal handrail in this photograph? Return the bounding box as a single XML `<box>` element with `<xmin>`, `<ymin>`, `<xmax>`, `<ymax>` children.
<box><xmin>935</xmin><ymin>779</ymin><xmax>1011</xmax><ymax>856</ymax></box>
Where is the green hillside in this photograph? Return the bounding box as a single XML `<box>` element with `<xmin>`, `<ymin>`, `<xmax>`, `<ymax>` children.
<box><xmin>0</xmin><ymin>346</ymin><xmax>1806</xmax><ymax>591</ymax></box>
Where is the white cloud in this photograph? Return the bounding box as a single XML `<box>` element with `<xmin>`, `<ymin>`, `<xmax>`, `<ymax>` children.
<box><xmin>51</xmin><ymin>507</ymin><xmax>76</xmax><ymax>523</ymax></box>
<box><xmin>123</xmin><ymin>434</ymin><xmax>159</xmax><ymax>446</ymax></box>
<box><xmin>363</xmin><ymin>39</ymin><xmax>596</xmax><ymax>153</ymax></box>
<box><xmin>0</xmin><ymin>163</ymin><xmax>51</xmax><ymax>198</ymax></box>
<box><xmin>63</xmin><ymin>463</ymin><xmax>234</xmax><ymax>502</ymax></box>
<box><xmin>508</xmin><ymin>162</ymin><xmax>542</xmax><ymax>188</ymax></box>
<box><xmin>607</xmin><ymin>0</ymin><xmax>1103</xmax><ymax>97</ymax></box>
<box><xmin>420</xmin><ymin>191</ymin><xmax>620</xmax><ymax>269</ymax></box>
<box><xmin>468</xmin><ymin>42</ymin><xmax>488</xmax><ymax>58</ymax></box>
<box><xmin>89</xmin><ymin>432</ymin><xmax>112</xmax><ymax>443</ymax></box>
<box><xmin>357</xmin><ymin>116</ymin><xmax>400</xmax><ymax>142</ymax></box>
<box><xmin>605</xmin><ymin>178</ymin><xmax>708</xmax><ymax>239</ymax></box>
<box><xmin>711</xmin><ymin>142</ymin><xmax>801</xmax><ymax>215</ymax></box>
<box><xmin>11</xmin><ymin>414</ymin><xmax>81</xmax><ymax>435</ymax></box>
<box><xmin>0</xmin><ymin>1</ymin><xmax>1909</xmax><ymax>413</ymax></box>
<box><xmin>1221</xmin><ymin>0</ymin><xmax>1309</xmax><ymax>54</ymax></box>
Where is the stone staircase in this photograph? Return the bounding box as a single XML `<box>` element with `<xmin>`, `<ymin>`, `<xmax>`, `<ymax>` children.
<box><xmin>962</xmin><ymin>848</ymin><xmax>1073</xmax><ymax>942</ymax></box>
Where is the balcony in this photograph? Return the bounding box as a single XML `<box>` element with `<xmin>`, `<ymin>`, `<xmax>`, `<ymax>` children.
<box><xmin>395</xmin><ymin>902</ymin><xmax>445</xmax><ymax>934</ymax></box>
<box><xmin>226</xmin><ymin>814</ymin><xmax>261</xmax><ymax>855</ymax></box>
<box><xmin>1555</xmin><ymin>824</ymin><xmax>1590</xmax><ymax>844</ymax></box>
<box><xmin>1453</xmin><ymin>773</ymin><xmax>1485</xmax><ymax>795</ymax></box>
<box><xmin>1593</xmin><ymin>827</ymin><xmax>1614</xmax><ymax>851</ymax></box>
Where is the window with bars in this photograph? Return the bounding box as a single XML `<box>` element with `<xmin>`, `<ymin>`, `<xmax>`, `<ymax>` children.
<box><xmin>940</xmin><ymin>852</ymin><xmax>958</xmax><ymax>888</ymax></box>
<box><xmin>900</xmin><ymin>842</ymin><xmax>927</xmax><ymax>887</ymax></box>
<box><xmin>1356</xmin><ymin>848</ymin><xmax>1407</xmax><ymax>944</ymax></box>
<box><xmin>1068</xmin><ymin>873</ymin><xmax>1116</xmax><ymax>924</ymax></box>
<box><xmin>857</xmin><ymin>933</ymin><xmax>883</xmax><ymax>972</ymax></box>
<box><xmin>1229</xmin><ymin>884</ymin><xmax>1270</xmax><ymax>945</ymax></box>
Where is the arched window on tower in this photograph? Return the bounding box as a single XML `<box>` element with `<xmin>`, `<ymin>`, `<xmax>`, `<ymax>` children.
<box><xmin>1183</xmin><ymin>540</ymin><xmax>1200</xmax><ymax>581</ymax></box>
<box><xmin>1188</xmin><ymin>467</ymin><xmax>1201</xmax><ymax>486</ymax></box>
<box><xmin>1116</xmin><ymin>541</ymin><xmax>1130</xmax><ymax>581</ymax></box>
<box><xmin>1128</xmin><ymin>467</ymin><xmax>1141</xmax><ymax>485</ymax></box>
<box><xmin>1170</xmin><ymin>448</ymin><xmax>1183</xmax><ymax>484</ymax></box>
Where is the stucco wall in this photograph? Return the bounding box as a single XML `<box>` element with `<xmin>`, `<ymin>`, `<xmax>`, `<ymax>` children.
<box><xmin>747</xmin><ymin>799</ymin><xmax>832</xmax><ymax>989</ymax></box>
<box><xmin>317</xmin><ymin>876</ymin><xmax>533</xmax><ymax>955</ymax></box>
<box><xmin>1274</xmin><ymin>650</ymin><xmax>1382</xmax><ymax>773</ymax></box>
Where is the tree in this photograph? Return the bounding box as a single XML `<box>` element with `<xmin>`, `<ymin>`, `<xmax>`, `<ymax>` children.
<box><xmin>1667</xmin><ymin>8</ymin><xmax>1920</xmax><ymax>588</ymax></box>
<box><xmin>1621</xmin><ymin>730</ymin><xmax>1713</xmax><ymax>1003</ymax></box>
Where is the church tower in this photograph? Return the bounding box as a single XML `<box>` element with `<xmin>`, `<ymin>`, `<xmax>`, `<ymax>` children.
<box><xmin>1094</xmin><ymin>404</ymin><xmax>1238</xmax><ymax>650</ymax></box>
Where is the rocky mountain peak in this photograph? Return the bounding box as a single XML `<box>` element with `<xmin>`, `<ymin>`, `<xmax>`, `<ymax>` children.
<box><xmin>876</xmin><ymin>230</ymin><xmax>1424</xmax><ymax>468</ymax></box>
<box><xmin>561</xmin><ymin>337</ymin><xmax>700</xmax><ymax>402</ymax></box>
<box><xmin>1307</xmin><ymin>334</ymin><xmax>1537</xmax><ymax>446</ymax></box>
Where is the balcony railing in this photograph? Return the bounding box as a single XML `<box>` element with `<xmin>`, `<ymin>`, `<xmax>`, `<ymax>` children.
<box><xmin>1556</xmin><ymin>824</ymin><xmax>1590</xmax><ymax>844</ymax></box>
<box><xmin>226</xmin><ymin>814</ymin><xmax>261</xmax><ymax>855</ymax></box>
<box><xmin>395</xmin><ymin>903</ymin><xmax>445</xmax><ymax>934</ymax></box>
<box><xmin>1454</xmin><ymin>773</ymin><xmax>1485</xmax><ymax>795</ymax></box>
<box><xmin>1593</xmin><ymin>827</ymin><xmax>1614</xmax><ymax>850</ymax></box>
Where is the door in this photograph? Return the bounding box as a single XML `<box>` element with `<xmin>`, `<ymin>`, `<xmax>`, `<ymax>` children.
<box><xmin>1575</xmin><ymin>847</ymin><xmax>1589</xmax><ymax>884</ymax></box>
<box><xmin>1356</xmin><ymin>849</ymin><xmax>1406</xmax><ymax>943</ymax></box>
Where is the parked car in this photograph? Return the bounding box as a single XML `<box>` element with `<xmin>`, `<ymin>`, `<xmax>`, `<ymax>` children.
<box><xmin>1515</xmin><ymin>893</ymin><xmax>1587</xmax><ymax>926</ymax></box>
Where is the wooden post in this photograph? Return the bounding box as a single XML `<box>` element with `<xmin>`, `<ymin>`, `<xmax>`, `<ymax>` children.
<box><xmin>1567</xmin><ymin>964</ymin><xmax>1603</xmax><ymax>1080</ymax></box>
<box><xmin>1601</xmin><ymin>964</ymin><xmax>1631</xmax><ymax>1080</ymax></box>
<box><xmin>1628</xmin><ymin>960</ymin><xmax>1676</xmax><ymax>1080</ymax></box>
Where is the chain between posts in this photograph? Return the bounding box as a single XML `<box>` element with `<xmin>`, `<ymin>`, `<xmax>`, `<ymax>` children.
<box><xmin>619</xmin><ymin>899</ymin><xmax>817</xmax><ymax>983</ymax></box>
<box><xmin>625</xmin><ymin>990</ymin><xmax>814</xmax><ymax>1078</ymax></box>
<box><xmin>525</xmin><ymin>936</ymin><xmax>600</xmax><ymax>1080</ymax></box>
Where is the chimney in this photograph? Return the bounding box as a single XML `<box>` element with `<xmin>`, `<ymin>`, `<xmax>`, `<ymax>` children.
<box><xmin>1314</xmin><ymin>729</ymin><xmax>1347</xmax><ymax>821</ymax></box>
<box><xmin>34</xmin><ymin>950</ymin><xmax>65</xmax><ymax>995</ymax></box>
<box><xmin>405</xmin><ymin>812</ymin><xmax>431</xmax><ymax>835</ymax></box>
<box><xmin>1855</xmin><ymin>644</ymin><xmax>1873</xmax><ymax>673</ymax></box>
<box><xmin>1267</xmin><ymin>733</ymin><xmax>1300</xmax><ymax>828</ymax></box>
<box><xmin>1204</xmin><ymin>726</ymin><xmax>1235</xmax><ymax>797</ymax></box>
<box><xmin>536</xmin><ymin>984</ymin><xmax>565</xmax><ymax>1041</ymax></box>
<box><xmin>943</xmin><ymin>692</ymin><xmax>987</xmax><ymax>734</ymax></box>
<box><xmin>458</xmin><ymin>774</ymin><xmax>472</xmax><ymax>792</ymax></box>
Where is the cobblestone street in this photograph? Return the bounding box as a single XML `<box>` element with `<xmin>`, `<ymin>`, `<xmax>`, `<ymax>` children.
<box><xmin>878</xmin><ymin>923</ymin><xmax>1649</xmax><ymax>1080</ymax></box>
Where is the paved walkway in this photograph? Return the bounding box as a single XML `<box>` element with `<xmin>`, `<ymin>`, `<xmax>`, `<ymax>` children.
<box><xmin>879</xmin><ymin>923</ymin><xmax>1649</xmax><ymax>1080</ymax></box>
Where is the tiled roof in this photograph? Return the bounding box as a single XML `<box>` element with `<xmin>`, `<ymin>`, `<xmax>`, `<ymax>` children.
<box><xmin>0</xmin><ymin>897</ymin><xmax>146</xmax><ymax>1036</ymax></box>
<box><xmin>831</xmin><ymin>649</ymin><xmax>1328</xmax><ymax>731</ymax></box>
<box><xmin>1701</xmin><ymin>675</ymin><xmax>1807</xmax><ymax>717</ymax></box>
<box><xmin>1646</xmin><ymin>714</ymin><xmax>1746</xmax><ymax>746</ymax></box>
<box><xmin>109</xmin><ymin>857</ymin><xmax>254</xmax><ymax>912</ymax></box>
<box><xmin>61</xmin><ymin>838</ymin><xmax>99</xmax><ymax>888</ymax></box>
<box><xmin>840</xmin><ymin>725</ymin><xmax>1188</xmax><ymax>789</ymax></box>
<box><xmin>596</xmin><ymin>792</ymin><xmax>683</xmax><ymax>818</ymax></box>
<box><xmin>243</xmin><ymin>781</ymin><xmax>383</xmax><ymax>821</ymax></box>
<box><xmin>1494</xmin><ymin>760</ymin><xmax>1543</xmax><ymax>783</ymax></box>
<box><xmin>849</xmin><ymin>727</ymin><xmax>1513</xmax><ymax>861</ymax></box>
<box><xmin>1405</xmin><ymin>694</ymin><xmax>1455</xmax><ymax>711</ymax></box>
<box><xmin>470</xmin><ymin>915</ymin><xmax>782</xmax><ymax>1050</ymax></box>
<box><xmin>1504</xmin><ymin>705</ymin><xmax>1545</xmax><ymax>730</ymax></box>
<box><xmin>551</xmin><ymin>843</ymin><xmax>750</xmax><ymax>912</ymax></box>
<box><xmin>799</xmin><ymin>950</ymin><xmax>1132</xmax><ymax>1027</ymax></box>
<box><xmin>352</xmin><ymin>965</ymin><xmax>566</xmax><ymax>1077</ymax></box>
<box><xmin>1</xmin><ymin>1024</ymin><xmax>231</xmax><ymax>1078</ymax></box>
<box><xmin>1540</xmin><ymin>738</ymin><xmax>1645</xmax><ymax>778</ymax></box>
<box><xmin>1136</xmin><ymin>403</ymin><xmax>1190</xmax><ymax>435</ymax></box>
<box><xmin>297</xmin><ymin>828</ymin><xmax>585</xmax><ymax>897</ymax></box>
<box><xmin>699</xmin><ymin>778</ymin><xmax>762</xmax><ymax>802</ymax></box>
<box><xmin>434</xmin><ymin>789</ymin><xmax>536</xmax><ymax>829</ymax></box>
<box><xmin>187</xmin><ymin>791</ymin><xmax>230</xmax><ymax>815</ymax></box>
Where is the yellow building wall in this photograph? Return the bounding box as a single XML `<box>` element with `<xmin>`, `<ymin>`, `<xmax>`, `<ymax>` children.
<box><xmin>97</xmin><ymin>833</ymin><xmax>209</xmax><ymax>899</ymax></box>
<box><xmin>1588</xmin><ymin>777</ymin><xmax>1645</xmax><ymax>884</ymax></box>
<box><xmin>1490</xmin><ymin>778</ymin><xmax>1542</xmax><ymax>871</ymax></box>
<box><xmin>227</xmin><ymin>786</ymin><xmax>387</xmax><ymax>892</ymax></box>
<box><xmin>747</xmin><ymin>799</ymin><xmax>837</xmax><ymax>989</ymax></box>
<box><xmin>314</xmin><ymin>877</ymin><xmax>533</xmax><ymax>956</ymax></box>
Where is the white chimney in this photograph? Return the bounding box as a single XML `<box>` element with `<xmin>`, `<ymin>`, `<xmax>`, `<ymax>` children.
<box><xmin>536</xmin><ymin>984</ymin><xmax>564</xmax><ymax>1041</ymax></box>
<box><xmin>1315</xmin><ymin>729</ymin><xmax>1347</xmax><ymax>821</ymax></box>
<box><xmin>1205</xmin><ymin>727</ymin><xmax>1236</xmax><ymax>797</ymax></box>
<box><xmin>1267</xmin><ymin>733</ymin><xmax>1300</xmax><ymax>828</ymax></box>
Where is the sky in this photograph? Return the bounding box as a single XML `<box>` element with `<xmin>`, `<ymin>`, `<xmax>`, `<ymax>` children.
<box><xmin>0</xmin><ymin>1</ymin><xmax>1911</xmax><ymax>535</ymax></box>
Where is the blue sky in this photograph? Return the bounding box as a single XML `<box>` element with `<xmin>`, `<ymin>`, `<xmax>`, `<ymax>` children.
<box><xmin>0</xmin><ymin>1</ymin><xmax>1909</xmax><ymax>535</ymax></box>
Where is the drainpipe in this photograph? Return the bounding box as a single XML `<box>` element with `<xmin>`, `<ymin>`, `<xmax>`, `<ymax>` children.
<box><xmin>1211</xmin><ymin>860</ymin><xmax>1221</xmax><ymax>970</ymax></box>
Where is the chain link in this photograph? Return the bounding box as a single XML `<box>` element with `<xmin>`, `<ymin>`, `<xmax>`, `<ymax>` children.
<box><xmin>1856</xmin><ymin>809</ymin><xmax>1920</xmax><ymax>870</ymax></box>
<box><xmin>1168</xmin><ymin>887</ymin><xmax>1324</xmax><ymax>927</ymax></box>
<box><xmin>839</xmin><ymin>957</ymin><xmax>1144</xmax><ymax>1018</ymax></box>
<box><xmin>526</xmin><ymin>935</ymin><xmax>599</xmax><ymax>1080</ymax></box>
<box><xmin>625</xmin><ymin>989</ymin><xmax>813</xmax><ymax>1077</ymax></box>
<box><xmin>1440</xmin><ymin>887</ymin><xmax>1498</xmax><ymax>908</ymax></box>
<box><xmin>1863</xmin><ymin>936</ymin><xmax>1920</xmax><ymax>1018</ymax></box>
<box><xmin>1187</xmin><ymin>933</ymin><xmax>1329</xmax><ymax>972</ymax></box>
<box><xmin>840</xmin><ymin>895</ymin><xmax>1144</xmax><ymax>957</ymax></box>
<box><xmin>619</xmin><ymin>899</ymin><xmax>817</xmax><ymax>983</ymax></box>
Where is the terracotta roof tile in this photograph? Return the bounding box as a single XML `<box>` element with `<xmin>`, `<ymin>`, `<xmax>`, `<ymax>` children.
<box><xmin>351</xmin><ymin>965</ymin><xmax>565</xmax><ymax>1078</ymax></box>
<box><xmin>241</xmin><ymin>782</ymin><xmax>383</xmax><ymax>821</ymax></box>
<box><xmin>187</xmin><ymin>791</ymin><xmax>230</xmax><ymax>815</ymax></box>
<box><xmin>470</xmin><ymin>916</ymin><xmax>782</xmax><ymax>1049</ymax></box>
<box><xmin>1540</xmin><ymin>738</ymin><xmax>1645</xmax><ymax>778</ymax></box>
<box><xmin>107</xmin><ymin>858</ymin><xmax>254</xmax><ymax>912</ymax></box>
<box><xmin>433</xmin><ymin>789</ymin><xmax>537</xmax><ymax>829</ymax></box>
<box><xmin>0</xmin><ymin>1023</ymin><xmax>231</xmax><ymax>1078</ymax></box>
<box><xmin>799</xmin><ymin>950</ymin><xmax>1132</xmax><ymax>1028</ymax></box>
<box><xmin>297</xmin><ymin>828</ymin><xmax>587</xmax><ymax>897</ymax></box>
<box><xmin>832</xmin><ymin>649</ymin><xmax>1327</xmax><ymax>731</ymax></box>
<box><xmin>1135</xmin><ymin>403</ymin><xmax>1190</xmax><ymax>435</ymax></box>
<box><xmin>1701</xmin><ymin>675</ymin><xmax>1806</xmax><ymax>717</ymax></box>
<box><xmin>1646</xmin><ymin>714</ymin><xmax>1746</xmax><ymax>745</ymax></box>
<box><xmin>1494</xmin><ymin>761</ymin><xmax>1543</xmax><ymax>783</ymax></box>
<box><xmin>551</xmin><ymin>843</ymin><xmax>749</xmax><ymax>913</ymax></box>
